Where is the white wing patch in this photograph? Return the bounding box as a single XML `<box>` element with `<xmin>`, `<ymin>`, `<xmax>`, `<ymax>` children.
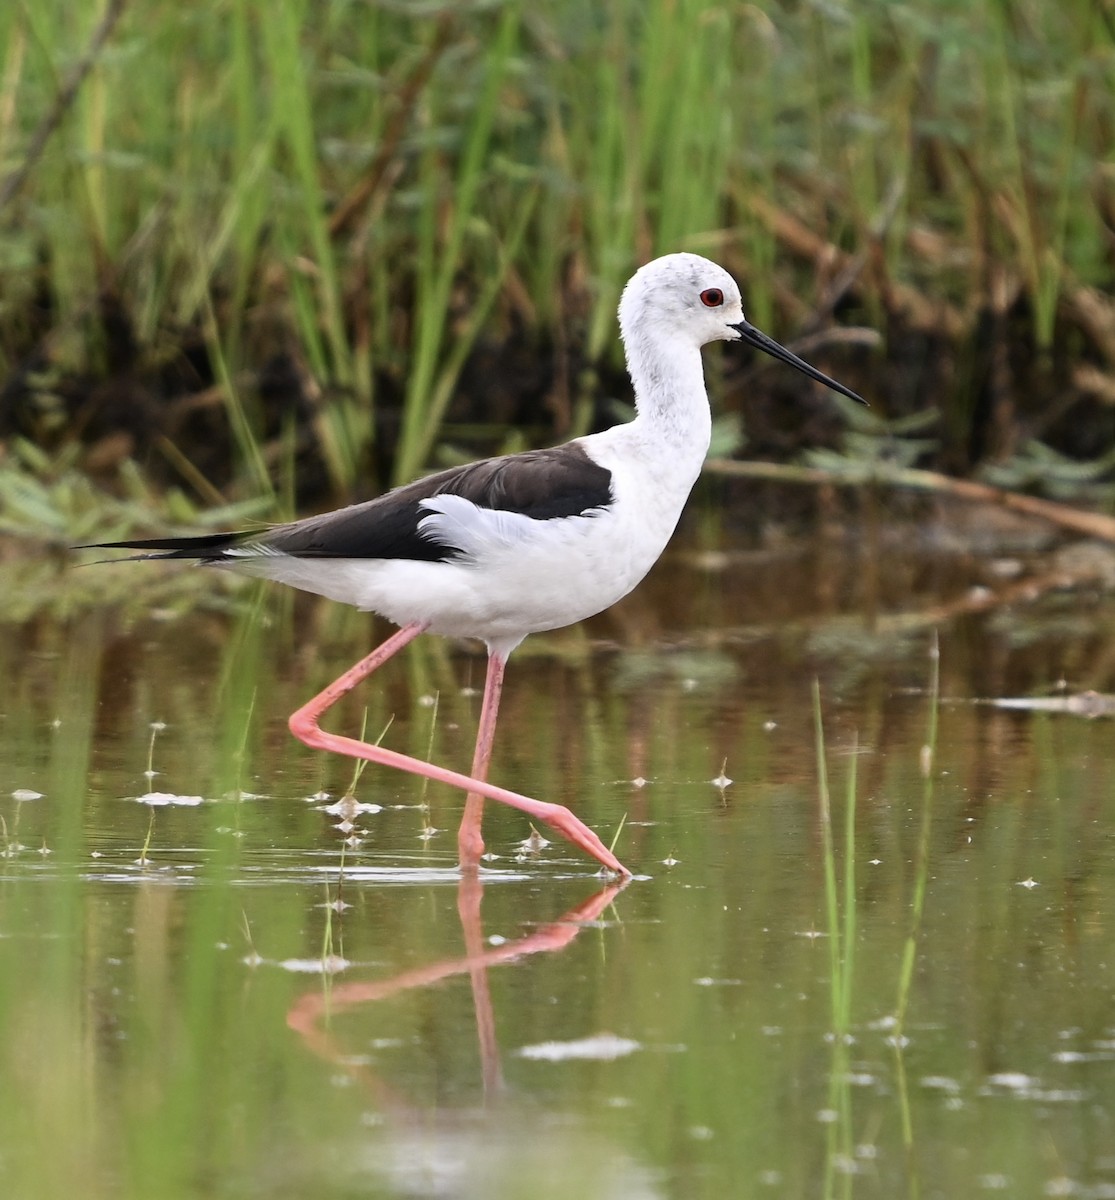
<box><xmin>417</xmin><ymin>494</ymin><xmax>544</xmax><ymax>559</ymax></box>
<box><xmin>417</xmin><ymin>489</ymin><xmax>609</xmax><ymax>559</ymax></box>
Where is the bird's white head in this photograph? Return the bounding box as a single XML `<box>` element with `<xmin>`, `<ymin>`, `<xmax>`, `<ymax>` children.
<box><xmin>618</xmin><ymin>253</ymin><xmax>744</xmax><ymax>350</ymax></box>
<box><xmin>618</xmin><ymin>252</ymin><xmax>867</xmax><ymax>405</ymax></box>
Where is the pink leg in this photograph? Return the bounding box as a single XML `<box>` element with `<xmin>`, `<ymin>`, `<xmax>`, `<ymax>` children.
<box><xmin>288</xmin><ymin>623</ymin><xmax>630</xmax><ymax>876</ymax></box>
<box><xmin>457</xmin><ymin>651</ymin><xmax>505</xmax><ymax>870</ymax></box>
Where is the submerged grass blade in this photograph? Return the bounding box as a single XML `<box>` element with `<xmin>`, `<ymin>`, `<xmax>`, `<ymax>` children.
<box><xmin>895</xmin><ymin>631</ymin><xmax>941</xmax><ymax>1031</ymax></box>
<box><xmin>607</xmin><ymin>810</ymin><xmax>628</xmax><ymax>857</ymax></box>
<box><xmin>840</xmin><ymin>730</ymin><xmax>857</xmax><ymax>1031</ymax></box>
<box><xmin>813</xmin><ymin>683</ymin><xmax>858</xmax><ymax>1033</ymax></box>
<box><xmin>813</xmin><ymin>679</ymin><xmax>858</xmax><ymax>1199</ymax></box>
<box><xmin>892</xmin><ymin>631</ymin><xmax>941</xmax><ymax>1168</ymax></box>
<box><xmin>813</xmin><ymin>678</ymin><xmax>842</xmax><ymax>1031</ymax></box>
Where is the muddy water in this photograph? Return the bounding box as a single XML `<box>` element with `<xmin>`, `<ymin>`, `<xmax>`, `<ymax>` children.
<box><xmin>2</xmin><ymin>530</ymin><xmax>1115</xmax><ymax>1199</ymax></box>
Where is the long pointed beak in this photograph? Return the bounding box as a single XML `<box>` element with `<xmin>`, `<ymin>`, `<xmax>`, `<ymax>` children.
<box><xmin>731</xmin><ymin>319</ymin><xmax>867</xmax><ymax>406</ymax></box>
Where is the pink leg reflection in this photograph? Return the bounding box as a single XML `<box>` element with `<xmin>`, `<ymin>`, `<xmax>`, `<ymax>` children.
<box><xmin>287</xmin><ymin>877</ymin><xmax>627</xmax><ymax>1104</ymax></box>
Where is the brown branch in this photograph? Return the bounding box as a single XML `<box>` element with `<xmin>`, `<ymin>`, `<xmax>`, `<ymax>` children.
<box><xmin>744</xmin><ymin>192</ymin><xmax>967</xmax><ymax>338</ymax></box>
<box><xmin>1063</xmin><ymin>283</ymin><xmax>1115</xmax><ymax>367</ymax></box>
<box><xmin>704</xmin><ymin>457</ymin><xmax>1115</xmax><ymax>543</ymax></box>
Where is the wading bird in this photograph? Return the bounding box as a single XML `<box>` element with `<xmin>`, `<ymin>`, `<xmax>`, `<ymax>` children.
<box><xmin>83</xmin><ymin>253</ymin><xmax>865</xmax><ymax>876</ymax></box>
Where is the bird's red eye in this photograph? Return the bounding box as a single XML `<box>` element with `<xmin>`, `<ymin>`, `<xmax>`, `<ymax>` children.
<box><xmin>700</xmin><ymin>288</ymin><xmax>724</xmax><ymax>308</ymax></box>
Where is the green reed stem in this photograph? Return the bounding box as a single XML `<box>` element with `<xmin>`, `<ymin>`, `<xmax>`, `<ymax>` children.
<box><xmin>202</xmin><ymin>291</ymin><xmax>275</xmax><ymax>502</ymax></box>
<box><xmin>260</xmin><ymin>0</ymin><xmax>350</xmax><ymax>384</ymax></box>
<box><xmin>394</xmin><ymin>5</ymin><xmax>519</xmax><ymax>485</ymax></box>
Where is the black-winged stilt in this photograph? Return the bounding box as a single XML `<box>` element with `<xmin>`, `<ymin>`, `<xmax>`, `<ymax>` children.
<box><xmin>82</xmin><ymin>253</ymin><xmax>865</xmax><ymax>877</ymax></box>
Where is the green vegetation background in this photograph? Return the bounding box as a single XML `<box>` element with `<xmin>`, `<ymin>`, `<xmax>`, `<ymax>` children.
<box><xmin>1</xmin><ymin>0</ymin><xmax>1114</xmax><ymax>535</ymax></box>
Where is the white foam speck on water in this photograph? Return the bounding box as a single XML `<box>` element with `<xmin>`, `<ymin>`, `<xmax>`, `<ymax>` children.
<box><xmin>274</xmin><ymin>955</ymin><xmax>350</xmax><ymax>975</ymax></box>
<box><xmin>319</xmin><ymin>797</ymin><xmax>383</xmax><ymax>817</ymax></box>
<box><xmin>516</xmin><ymin>1034</ymin><xmax>641</xmax><ymax>1062</ymax></box>
<box><xmin>134</xmin><ymin>792</ymin><xmax>205</xmax><ymax>807</ymax></box>
<box><xmin>920</xmin><ymin>1075</ymin><xmax>961</xmax><ymax>1092</ymax></box>
<box><xmin>986</xmin><ymin>1072</ymin><xmax>1035</xmax><ymax>1089</ymax></box>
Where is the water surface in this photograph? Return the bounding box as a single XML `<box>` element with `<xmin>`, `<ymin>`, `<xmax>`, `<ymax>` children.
<box><xmin>2</xmin><ymin>530</ymin><xmax>1115</xmax><ymax>1198</ymax></box>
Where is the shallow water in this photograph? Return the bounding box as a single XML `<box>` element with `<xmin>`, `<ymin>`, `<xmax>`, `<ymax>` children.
<box><xmin>3</xmin><ymin>530</ymin><xmax>1115</xmax><ymax>1199</ymax></box>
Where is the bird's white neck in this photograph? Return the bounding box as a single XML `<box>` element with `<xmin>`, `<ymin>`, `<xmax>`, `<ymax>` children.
<box><xmin>622</xmin><ymin>323</ymin><xmax>713</xmax><ymax>471</ymax></box>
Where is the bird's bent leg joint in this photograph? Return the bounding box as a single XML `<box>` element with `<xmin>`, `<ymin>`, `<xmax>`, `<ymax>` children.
<box><xmin>288</xmin><ymin>621</ymin><xmax>428</xmax><ymax>746</ymax></box>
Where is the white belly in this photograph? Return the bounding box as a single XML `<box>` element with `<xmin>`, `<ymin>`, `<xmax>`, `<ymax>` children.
<box><xmin>227</xmin><ymin>505</ymin><xmax>665</xmax><ymax>647</ymax></box>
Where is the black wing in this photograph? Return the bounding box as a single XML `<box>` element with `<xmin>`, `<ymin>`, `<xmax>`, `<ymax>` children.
<box><xmin>79</xmin><ymin>444</ymin><xmax>614</xmax><ymax>564</ymax></box>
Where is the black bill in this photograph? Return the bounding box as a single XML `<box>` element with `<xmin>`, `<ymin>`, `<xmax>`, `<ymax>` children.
<box><xmin>731</xmin><ymin>319</ymin><xmax>867</xmax><ymax>406</ymax></box>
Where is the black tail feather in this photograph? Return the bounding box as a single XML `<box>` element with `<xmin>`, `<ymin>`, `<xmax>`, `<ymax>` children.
<box><xmin>73</xmin><ymin>531</ymin><xmax>247</xmax><ymax>560</ymax></box>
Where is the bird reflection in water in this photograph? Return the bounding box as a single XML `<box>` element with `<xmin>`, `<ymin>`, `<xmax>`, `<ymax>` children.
<box><xmin>286</xmin><ymin>876</ymin><xmax>627</xmax><ymax>1105</ymax></box>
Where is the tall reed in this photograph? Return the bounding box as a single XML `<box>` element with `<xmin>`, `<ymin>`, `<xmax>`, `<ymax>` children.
<box><xmin>1</xmin><ymin>0</ymin><xmax>1111</xmax><ymax>502</ymax></box>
